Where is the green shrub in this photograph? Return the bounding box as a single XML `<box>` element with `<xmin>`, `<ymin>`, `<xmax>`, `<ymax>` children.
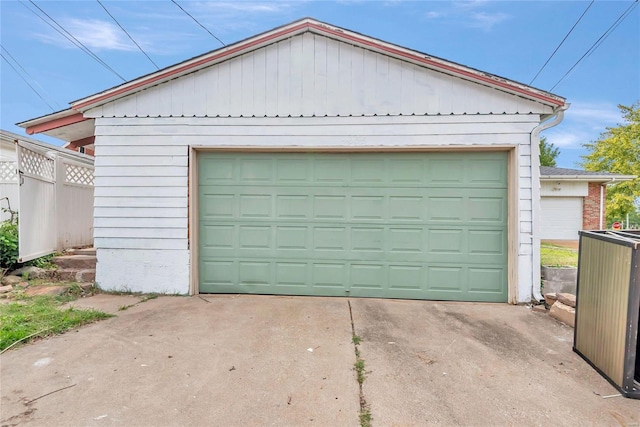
<box><xmin>26</xmin><ymin>253</ymin><xmax>56</xmax><ymax>269</ymax></box>
<box><xmin>0</xmin><ymin>218</ymin><xmax>18</xmax><ymax>270</ymax></box>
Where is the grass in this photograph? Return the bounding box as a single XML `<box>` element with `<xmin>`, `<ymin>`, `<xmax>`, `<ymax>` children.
<box><xmin>0</xmin><ymin>294</ymin><xmax>112</xmax><ymax>352</ymax></box>
<box><xmin>541</xmin><ymin>243</ymin><xmax>578</xmax><ymax>267</ymax></box>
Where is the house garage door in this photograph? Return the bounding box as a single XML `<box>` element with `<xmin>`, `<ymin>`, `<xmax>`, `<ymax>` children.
<box><xmin>540</xmin><ymin>197</ymin><xmax>582</xmax><ymax>240</ymax></box>
<box><xmin>198</xmin><ymin>152</ymin><xmax>508</xmax><ymax>302</ymax></box>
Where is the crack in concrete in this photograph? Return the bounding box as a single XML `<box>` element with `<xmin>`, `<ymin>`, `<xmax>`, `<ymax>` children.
<box><xmin>348</xmin><ymin>300</ymin><xmax>372</xmax><ymax>427</ymax></box>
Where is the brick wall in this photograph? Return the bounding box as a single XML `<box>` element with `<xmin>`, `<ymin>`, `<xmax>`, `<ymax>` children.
<box><xmin>583</xmin><ymin>182</ymin><xmax>604</xmax><ymax>230</ymax></box>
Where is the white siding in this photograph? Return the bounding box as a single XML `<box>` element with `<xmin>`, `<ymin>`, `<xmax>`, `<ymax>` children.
<box><xmin>96</xmin><ymin>249</ymin><xmax>188</xmax><ymax>294</ymax></box>
<box><xmin>91</xmin><ymin>115</ymin><xmax>538</xmax><ymax>300</ymax></box>
<box><xmin>85</xmin><ymin>33</ymin><xmax>553</xmax><ymax>120</ymax></box>
<box><xmin>540</xmin><ymin>180</ymin><xmax>588</xmax><ymax>197</ymax></box>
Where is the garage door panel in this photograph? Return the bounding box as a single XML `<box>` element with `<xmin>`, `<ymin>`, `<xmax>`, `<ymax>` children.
<box><xmin>468</xmin><ymin>267</ymin><xmax>505</xmax><ymax>293</ymax></box>
<box><xmin>389</xmin><ymin>265</ymin><xmax>423</xmax><ymax>290</ymax></box>
<box><xmin>275</xmin><ymin>262</ymin><xmax>309</xmax><ymax>287</ymax></box>
<box><xmin>388</xmin><ymin>159</ymin><xmax>425</xmax><ymax>183</ymax></box>
<box><xmin>428</xmin><ymin>159</ymin><xmax>464</xmax><ymax>183</ymax></box>
<box><xmin>276</xmin><ymin>195</ymin><xmax>311</xmax><ymax>219</ymax></box>
<box><xmin>468</xmin><ymin>158</ymin><xmax>506</xmax><ymax>184</ymax></box>
<box><xmin>312</xmin><ymin>263</ymin><xmax>347</xmax><ymax>288</ymax></box>
<box><xmin>468</xmin><ymin>197</ymin><xmax>505</xmax><ymax>222</ymax></box>
<box><xmin>351</xmin><ymin>264</ymin><xmax>386</xmax><ymax>289</ymax></box>
<box><xmin>427</xmin><ymin>266</ymin><xmax>465</xmax><ymax>292</ymax></box>
<box><xmin>199</xmin><ymin>152</ymin><xmax>508</xmax><ymax>302</ymax></box>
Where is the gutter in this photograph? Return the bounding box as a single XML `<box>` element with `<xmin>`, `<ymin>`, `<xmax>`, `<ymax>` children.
<box><xmin>540</xmin><ymin>175</ymin><xmax>636</xmax><ymax>182</ymax></box>
<box><xmin>530</xmin><ymin>104</ymin><xmax>569</xmax><ymax>303</ymax></box>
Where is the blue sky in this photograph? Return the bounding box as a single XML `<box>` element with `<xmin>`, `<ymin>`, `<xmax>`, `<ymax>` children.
<box><xmin>1</xmin><ymin>0</ymin><xmax>638</xmax><ymax>168</ymax></box>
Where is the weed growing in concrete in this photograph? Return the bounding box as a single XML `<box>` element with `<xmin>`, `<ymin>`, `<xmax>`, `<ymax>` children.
<box><xmin>354</xmin><ymin>358</ymin><xmax>366</xmax><ymax>385</ymax></box>
<box><xmin>139</xmin><ymin>293</ymin><xmax>159</xmax><ymax>303</ymax></box>
<box><xmin>359</xmin><ymin>408</ymin><xmax>372</xmax><ymax>427</ymax></box>
<box><xmin>348</xmin><ymin>301</ymin><xmax>372</xmax><ymax>427</ymax></box>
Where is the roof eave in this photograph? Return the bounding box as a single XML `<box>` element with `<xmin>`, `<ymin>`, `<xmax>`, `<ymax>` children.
<box><xmin>540</xmin><ymin>175</ymin><xmax>637</xmax><ymax>182</ymax></box>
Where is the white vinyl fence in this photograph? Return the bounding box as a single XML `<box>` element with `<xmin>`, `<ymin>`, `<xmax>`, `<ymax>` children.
<box><xmin>0</xmin><ymin>131</ymin><xmax>94</xmax><ymax>262</ymax></box>
<box><xmin>0</xmin><ymin>153</ymin><xmax>19</xmax><ymax>222</ymax></box>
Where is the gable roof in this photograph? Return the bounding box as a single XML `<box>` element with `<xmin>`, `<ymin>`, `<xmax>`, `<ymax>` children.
<box><xmin>540</xmin><ymin>166</ymin><xmax>636</xmax><ymax>183</ymax></box>
<box><xmin>17</xmin><ymin>17</ymin><xmax>567</xmax><ymax>141</ymax></box>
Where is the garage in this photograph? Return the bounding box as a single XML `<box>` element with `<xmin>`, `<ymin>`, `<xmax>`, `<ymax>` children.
<box><xmin>18</xmin><ymin>18</ymin><xmax>568</xmax><ymax>302</ymax></box>
<box><xmin>199</xmin><ymin>151</ymin><xmax>508</xmax><ymax>302</ymax></box>
<box><xmin>540</xmin><ymin>197</ymin><xmax>582</xmax><ymax>240</ymax></box>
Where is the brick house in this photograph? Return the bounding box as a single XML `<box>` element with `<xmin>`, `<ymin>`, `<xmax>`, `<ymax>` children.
<box><xmin>540</xmin><ymin>166</ymin><xmax>636</xmax><ymax>240</ymax></box>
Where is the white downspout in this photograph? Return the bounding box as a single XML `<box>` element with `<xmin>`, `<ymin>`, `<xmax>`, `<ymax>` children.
<box><xmin>530</xmin><ymin>105</ymin><xmax>569</xmax><ymax>302</ymax></box>
<box><xmin>598</xmin><ymin>177</ymin><xmax>616</xmax><ymax>229</ymax></box>
<box><xmin>599</xmin><ymin>184</ymin><xmax>605</xmax><ymax>229</ymax></box>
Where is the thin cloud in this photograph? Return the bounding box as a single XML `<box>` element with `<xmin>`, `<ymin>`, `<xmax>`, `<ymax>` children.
<box><xmin>543</xmin><ymin>129</ymin><xmax>585</xmax><ymax>148</ymax></box>
<box><xmin>544</xmin><ymin>101</ymin><xmax>623</xmax><ymax>150</ymax></box>
<box><xmin>423</xmin><ymin>1</ymin><xmax>509</xmax><ymax>31</ymax></box>
<box><xmin>193</xmin><ymin>1</ymin><xmax>297</xmax><ymax>15</ymax></box>
<box><xmin>425</xmin><ymin>11</ymin><xmax>445</xmax><ymax>19</ymax></box>
<box><xmin>180</xmin><ymin>1</ymin><xmax>302</xmax><ymax>34</ymax></box>
<box><xmin>468</xmin><ymin>12</ymin><xmax>510</xmax><ymax>31</ymax></box>
<box><xmin>565</xmin><ymin>102</ymin><xmax>622</xmax><ymax>126</ymax></box>
<box><xmin>33</xmin><ymin>19</ymin><xmax>137</xmax><ymax>52</ymax></box>
<box><xmin>455</xmin><ymin>0</ymin><xmax>491</xmax><ymax>10</ymax></box>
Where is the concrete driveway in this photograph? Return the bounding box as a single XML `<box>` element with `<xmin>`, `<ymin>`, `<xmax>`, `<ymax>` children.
<box><xmin>1</xmin><ymin>295</ymin><xmax>638</xmax><ymax>426</ymax></box>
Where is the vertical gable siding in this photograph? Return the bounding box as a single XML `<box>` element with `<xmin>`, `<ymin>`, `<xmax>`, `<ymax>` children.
<box><xmin>88</xmin><ymin>33</ymin><xmax>553</xmax><ymax>119</ymax></box>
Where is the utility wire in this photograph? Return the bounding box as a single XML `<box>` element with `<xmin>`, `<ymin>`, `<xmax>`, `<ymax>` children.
<box><xmin>550</xmin><ymin>0</ymin><xmax>639</xmax><ymax>91</ymax></box>
<box><xmin>0</xmin><ymin>45</ymin><xmax>63</xmax><ymax>109</ymax></box>
<box><xmin>171</xmin><ymin>0</ymin><xmax>225</xmax><ymax>46</ymax></box>
<box><xmin>0</xmin><ymin>52</ymin><xmax>55</xmax><ymax>111</ymax></box>
<box><xmin>23</xmin><ymin>0</ymin><xmax>126</xmax><ymax>81</ymax></box>
<box><xmin>586</xmin><ymin>1</ymin><xmax>638</xmax><ymax>60</ymax></box>
<box><xmin>529</xmin><ymin>0</ymin><xmax>594</xmax><ymax>85</ymax></box>
<box><xmin>96</xmin><ymin>0</ymin><xmax>159</xmax><ymax>69</ymax></box>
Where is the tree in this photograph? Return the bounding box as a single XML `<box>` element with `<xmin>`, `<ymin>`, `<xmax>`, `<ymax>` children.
<box><xmin>581</xmin><ymin>103</ymin><xmax>640</xmax><ymax>221</ymax></box>
<box><xmin>539</xmin><ymin>137</ymin><xmax>560</xmax><ymax>167</ymax></box>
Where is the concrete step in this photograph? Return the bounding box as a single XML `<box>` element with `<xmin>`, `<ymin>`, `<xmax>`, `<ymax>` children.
<box><xmin>66</xmin><ymin>247</ymin><xmax>96</xmax><ymax>256</ymax></box>
<box><xmin>55</xmin><ymin>268</ymin><xmax>96</xmax><ymax>282</ymax></box>
<box><xmin>52</xmin><ymin>255</ymin><xmax>96</xmax><ymax>270</ymax></box>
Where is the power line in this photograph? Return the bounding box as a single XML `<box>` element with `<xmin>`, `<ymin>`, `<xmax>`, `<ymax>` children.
<box><xmin>0</xmin><ymin>45</ymin><xmax>63</xmax><ymax>109</ymax></box>
<box><xmin>171</xmin><ymin>0</ymin><xmax>225</xmax><ymax>46</ymax></box>
<box><xmin>0</xmin><ymin>52</ymin><xmax>55</xmax><ymax>111</ymax></box>
<box><xmin>550</xmin><ymin>0</ymin><xmax>639</xmax><ymax>91</ymax></box>
<box><xmin>96</xmin><ymin>0</ymin><xmax>159</xmax><ymax>70</ymax></box>
<box><xmin>529</xmin><ymin>0</ymin><xmax>594</xmax><ymax>85</ymax></box>
<box><xmin>22</xmin><ymin>0</ymin><xmax>126</xmax><ymax>82</ymax></box>
<box><xmin>28</xmin><ymin>0</ymin><xmax>127</xmax><ymax>81</ymax></box>
<box><xmin>586</xmin><ymin>1</ymin><xmax>638</xmax><ymax>60</ymax></box>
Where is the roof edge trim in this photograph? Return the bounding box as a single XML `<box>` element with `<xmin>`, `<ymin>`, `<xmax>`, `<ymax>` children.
<box><xmin>24</xmin><ymin>112</ymin><xmax>86</xmax><ymax>135</ymax></box>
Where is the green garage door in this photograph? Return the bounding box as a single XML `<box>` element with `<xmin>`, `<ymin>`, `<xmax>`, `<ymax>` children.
<box><xmin>198</xmin><ymin>152</ymin><xmax>508</xmax><ymax>302</ymax></box>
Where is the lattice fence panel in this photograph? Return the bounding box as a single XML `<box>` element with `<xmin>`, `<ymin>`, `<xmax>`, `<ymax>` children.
<box><xmin>19</xmin><ymin>147</ymin><xmax>54</xmax><ymax>180</ymax></box>
<box><xmin>65</xmin><ymin>163</ymin><xmax>94</xmax><ymax>186</ymax></box>
<box><xmin>0</xmin><ymin>161</ymin><xmax>17</xmax><ymax>182</ymax></box>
